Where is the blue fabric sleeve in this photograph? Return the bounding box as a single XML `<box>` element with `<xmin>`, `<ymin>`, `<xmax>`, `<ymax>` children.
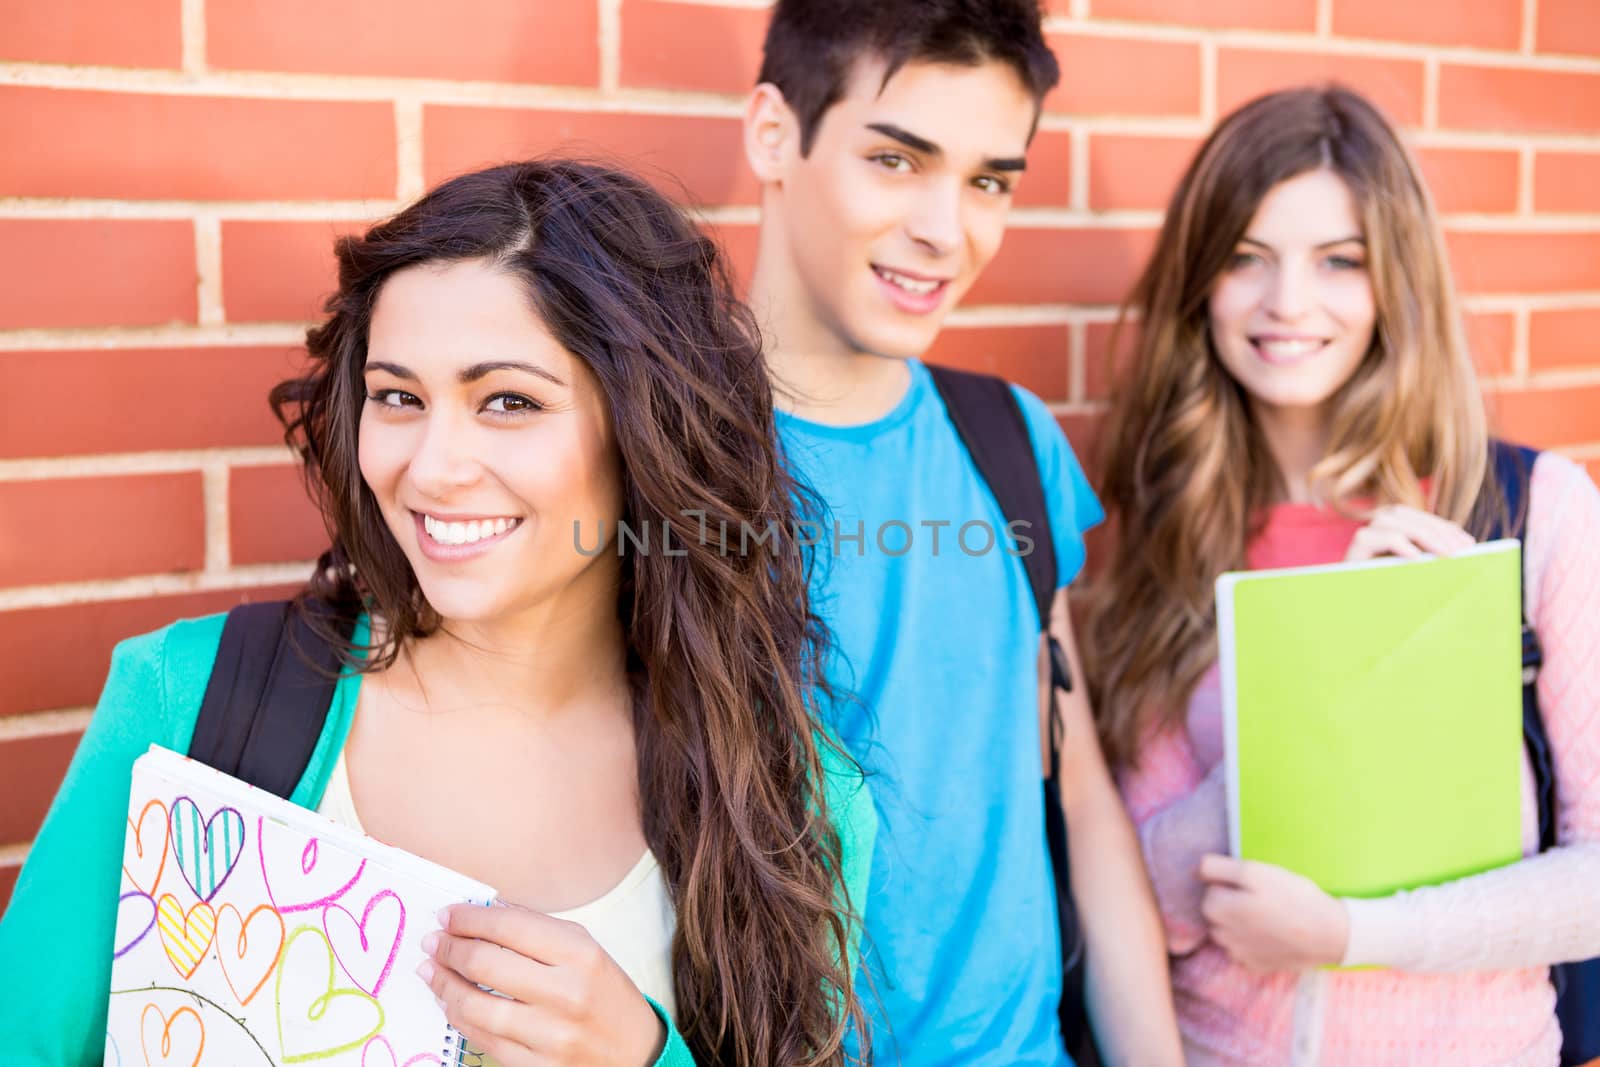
<box><xmin>0</xmin><ymin>615</ymin><xmax>224</xmax><ymax>1065</ymax></box>
<box><xmin>1010</xmin><ymin>384</ymin><xmax>1105</xmax><ymax>588</ymax></box>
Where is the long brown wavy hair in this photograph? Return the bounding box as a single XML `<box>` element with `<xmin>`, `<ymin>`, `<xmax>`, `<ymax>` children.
<box><xmin>1082</xmin><ymin>86</ymin><xmax>1501</xmax><ymax>769</ymax></box>
<box><xmin>271</xmin><ymin>160</ymin><xmax>867</xmax><ymax>1065</ymax></box>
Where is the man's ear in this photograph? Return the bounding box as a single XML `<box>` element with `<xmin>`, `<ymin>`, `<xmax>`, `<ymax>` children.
<box><xmin>743</xmin><ymin>82</ymin><xmax>797</xmax><ymax>183</ymax></box>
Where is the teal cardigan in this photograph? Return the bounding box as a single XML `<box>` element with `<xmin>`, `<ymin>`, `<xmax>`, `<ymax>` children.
<box><xmin>0</xmin><ymin>613</ymin><xmax>875</xmax><ymax>1066</ymax></box>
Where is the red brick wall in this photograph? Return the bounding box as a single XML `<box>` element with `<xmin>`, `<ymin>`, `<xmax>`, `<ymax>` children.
<box><xmin>3</xmin><ymin>0</ymin><xmax>1598</xmax><ymax>911</ymax></box>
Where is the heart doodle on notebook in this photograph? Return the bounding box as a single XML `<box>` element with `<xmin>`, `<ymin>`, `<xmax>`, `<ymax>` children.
<box><xmin>139</xmin><ymin>1003</ymin><xmax>205</xmax><ymax>1067</ymax></box>
<box><xmin>276</xmin><ymin>924</ymin><xmax>385</xmax><ymax>1063</ymax></box>
<box><xmin>155</xmin><ymin>894</ymin><xmax>216</xmax><ymax>980</ymax></box>
<box><xmin>360</xmin><ymin>1035</ymin><xmax>446</xmax><ymax>1067</ymax></box>
<box><xmin>260</xmin><ymin>816</ymin><xmax>366</xmax><ymax>913</ymax></box>
<box><xmin>123</xmin><ymin>798</ymin><xmax>169</xmax><ymax>896</ymax></box>
<box><xmin>113</xmin><ymin>890</ymin><xmax>158</xmax><ymax>959</ymax></box>
<box><xmin>168</xmin><ymin>796</ymin><xmax>245</xmax><ymax>902</ymax></box>
<box><xmin>325</xmin><ymin>889</ymin><xmax>406</xmax><ymax>996</ymax></box>
<box><xmin>215</xmin><ymin>902</ymin><xmax>286</xmax><ymax>1007</ymax></box>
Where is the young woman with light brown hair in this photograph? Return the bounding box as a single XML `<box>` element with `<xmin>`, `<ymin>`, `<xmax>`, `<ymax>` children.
<box><xmin>1083</xmin><ymin>86</ymin><xmax>1600</xmax><ymax>1064</ymax></box>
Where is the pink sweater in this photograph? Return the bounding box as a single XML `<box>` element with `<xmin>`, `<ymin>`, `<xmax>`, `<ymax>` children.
<box><xmin>1117</xmin><ymin>452</ymin><xmax>1600</xmax><ymax>1066</ymax></box>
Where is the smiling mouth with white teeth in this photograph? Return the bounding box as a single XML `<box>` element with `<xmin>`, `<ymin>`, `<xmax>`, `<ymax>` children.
<box><xmin>873</xmin><ymin>266</ymin><xmax>946</xmax><ymax>296</ymax></box>
<box><xmin>1251</xmin><ymin>336</ymin><xmax>1329</xmax><ymax>363</ymax></box>
<box><xmin>420</xmin><ymin>513</ymin><xmax>523</xmax><ymax>546</ymax></box>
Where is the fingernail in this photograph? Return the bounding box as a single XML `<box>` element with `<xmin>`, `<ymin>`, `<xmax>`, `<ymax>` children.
<box><xmin>437</xmin><ymin>907</ymin><xmax>451</xmax><ymax>928</ymax></box>
<box><xmin>416</xmin><ymin>959</ymin><xmax>434</xmax><ymax>983</ymax></box>
<box><xmin>420</xmin><ymin>932</ymin><xmax>439</xmax><ymax>955</ymax></box>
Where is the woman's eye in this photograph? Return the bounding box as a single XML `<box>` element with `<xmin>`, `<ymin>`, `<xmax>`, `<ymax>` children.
<box><xmin>1325</xmin><ymin>254</ymin><xmax>1365</xmax><ymax>271</ymax></box>
<box><xmin>484</xmin><ymin>393</ymin><xmax>541</xmax><ymax>414</ymax></box>
<box><xmin>366</xmin><ymin>388</ymin><xmax>420</xmax><ymax>408</ymax></box>
<box><xmin>871</xmin><ymin>152</ymin><xmax>914</xmax><ymax>173</ymax></box>
<box><xmin>1228</xmin><ymin>251</ymin><xmax>1264</xmax><ymax>270</ymax></box>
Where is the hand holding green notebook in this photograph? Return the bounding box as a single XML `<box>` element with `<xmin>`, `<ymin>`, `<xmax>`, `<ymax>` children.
<box><xmin>1216</xmin><ymin>539</ymin><xmax>1524</xmax><ymax>899</ymax></box>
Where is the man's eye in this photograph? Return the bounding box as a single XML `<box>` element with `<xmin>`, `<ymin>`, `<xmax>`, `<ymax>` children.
<box><xmin>974</xmin><ymin>174</ymin><xmax>1012</xmax><ymax>196</ymax></box>
<box><xmin>871</xmin><ymin>153</ymin><xmax>913</xmax><ymax>173</ymax></box>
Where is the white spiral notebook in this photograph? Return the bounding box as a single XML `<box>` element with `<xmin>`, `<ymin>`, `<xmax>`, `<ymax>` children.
<box><xmin>106</xmin><ymin>744</ymin><xmax>498</xmax><ymax>1066</ymax></box>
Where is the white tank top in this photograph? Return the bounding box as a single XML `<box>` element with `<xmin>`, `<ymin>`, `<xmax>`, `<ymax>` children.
<box><xmin>316</xmin><ymin>748</ymin><xmax>679</xmax><ymax>1027</ymax></box>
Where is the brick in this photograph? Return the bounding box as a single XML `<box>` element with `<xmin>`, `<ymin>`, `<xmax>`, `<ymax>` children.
<box><xmin>0</xmin><ymin>220</ymin><xmax>196</xmax><ymax>330</ymax></box>
<box><xmin>1438</xmin><ymin>65</ymin><xmax>1600</xmax><ymax>135</ymax></box>
<box><xmin>1537</xmin><ymin>0</ymin><xmax>1600</xmax><ymax>58</ymax></box>
<box><xmin>1015</xmin><ymin>131</ymin><xmax>1072</xmax><ymax>209</ymax></box>
<box><xmin>1416</xmin><ymin>148</ymin><xmax>1520</xmax><ymax>215</ymax></box>
<box><xmin>424</xmin><ymin>107</ymin><xmax>755</xmax><ymax>209</ymax></box>
<box><xmin>0</xmin><ymin>347</ymin><xmax>301</xmax><ymax>459</ymax></box>
<box><xmin>1088</xmin><ymin>135</ymin><xmax>1200</xmax><ymax>212</ymax></box>
<box><xmin>1090</xmin><ymin>0</ymin><xmax>1316</xmax><ymax>31</ymax></box>
<box><xmin>1058</xmin><ymin>412</ymin><xmax>1106</xmax><ymax>480</ymax></box>
<box><xmin>0</xmin><ymin>731</ymin><xmax>82</xmax><ymax>844</ymax></box>
<box><xmin>1529</xmin><ymin>309</ymin><xmax>1600</xmax><ymax>373</ymax></box>
<box><xmin>0</xmin><ymin>586</ymin><xmax>302</xmax><ymax>718</ymax></box>
<box><xmin>968</xmin><ymin>228</ymin><xmax>1157</xmax><ymax>307</ymax></box>
<box><xmin>1045</xmin><ymin>33</ymin><xmax>1202</xmax><ymax>118</ymax></box>
<box><xmin>706</xmin><ymin>223</ymin><xmax>758</xmax><ymax>295</ymax></box>
<box><xmin>229</xmin><ymin>465</ymin><xmax>328</xmax><ymax>566</ymax></box>
<box><xmin>1333</xmin><ymin>0</ymin><xmax>1520</xmax><ymax>49</ymax></box>
<box><xmin>1217</xmin><ymin>49</ymin><xmax>1425</xmax><ymax>127</ymax></box>
<box><xmin>1</xmin><ymin>0</ymin><xmax>181</xmax><ymax>68</ymax></box>
<box><xmin>208</xmin><ymin>0</ymin><xmax>598</xmax><ymax>86</ymax></box>
<box><xmin>0</xmin><ymin>474</ymin><xmax>205</xmax><ymax>588</ymax></box>
<box><xmin>1489</xmin><ymin>385</ymin><xmax>1600</xmax><ymax>449</ymax></box>
<box><xmin>0</xmin><ymin>87</ymin><xmax>395</xmax><ymax>201</ymax></box>
<box><xmin>1447</xmin><ymin>231</ymin><xmax>1600</xmax><ymax>294</ymax></box>
<box><xmin>1534</xmin><ymin>153</ymin><xmax>1600</xmax><ymax>214</ymax></box>
<box><xmin>1084</xmin><ymin>321</ymin><xmax>1141</xmax><ymax>401</ymax></box>
<box><xmin>0</xmin><ymin>862</ymin><xmax>17</xmax><ymax>917</ymax></box>
<box><xmin>223</xmin><ymin>222</ymin><xmax>365</xmax><ymax>323</ymax></box>
<box><xmin>925</xmin><ymin>326</ymin><xmax>1071</xmax><ymax>402</ymax></box>
<box><xmin>619</xmin><ymin>0</ymin><xmax>767</xmax><ymax>94</ymax></box>
<box><xmin>1465</xmin><ymin>312</ymin><xmax>1516</xmax><ymax>380</ymax></box>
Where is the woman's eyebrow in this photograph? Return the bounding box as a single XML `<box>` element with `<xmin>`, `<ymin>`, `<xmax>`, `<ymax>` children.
<box><xmin>458</xmin><ymin>360</ymin><xmax>567</xmax><ymax>388</ymax></box>
<box><xmin>363</xmin><ymin>359</ymin><xmax>567</xmax><ymax>388</ymax></box>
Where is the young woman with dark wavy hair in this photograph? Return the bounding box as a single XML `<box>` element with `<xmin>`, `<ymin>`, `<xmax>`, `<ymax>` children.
<box><xmin>1081</xmin><ymin>87</ymin><xmax>1600</xmax><ymax>1064</ymax></box>
<box><xmin>0</xmin><ymin>159</ymin><xmax>874</xmax><ymax>1067</ymax></box>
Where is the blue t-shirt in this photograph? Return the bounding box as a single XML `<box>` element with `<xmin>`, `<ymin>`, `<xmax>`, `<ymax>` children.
<box><xmin>777</xmin><ymin>359</ymin><xmax>1104</xmax><ymax>1067</ymax></box>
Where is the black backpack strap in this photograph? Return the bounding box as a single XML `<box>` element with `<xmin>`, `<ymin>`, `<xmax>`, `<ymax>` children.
<box><xmin>1488</xmin><ymin>440</ymin><xmax>1555</xmax><ymax>852</ymax></box>
<box><xmin>926</xmin><ymin>363</ymin><xmax>1096</xmax><ymax>1063</ymax></box>
<box><xmin>926</xmin><ymin>364</ymin><xmax>1058</xmax><ymax>632</ymax></box>
<box><xmin>188</xmin><ymin>600</ymin><xmax>353</xmax><ymax>799</ymax></box>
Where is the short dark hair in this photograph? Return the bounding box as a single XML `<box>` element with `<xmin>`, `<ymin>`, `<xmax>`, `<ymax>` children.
<box><xmin>757</xmin><ymin>0</ymin><xmax>1060</xmax><ymax>154</ymax></box>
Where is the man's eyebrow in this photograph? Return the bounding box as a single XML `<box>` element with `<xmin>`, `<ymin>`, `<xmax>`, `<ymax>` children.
<box><xmin>364</xmin><ymin>360</ymin><xmax>567</xmax><ymax>388</ymax></box>
<box><xmin>867</xmin><ymin>122</ymin><xmax>941</xmax><ymax>157</ymax></box>
<box><xmin>865</xmin><ymin>122</ymin><xmax>1026</xmax><ymax>172</ymax></box>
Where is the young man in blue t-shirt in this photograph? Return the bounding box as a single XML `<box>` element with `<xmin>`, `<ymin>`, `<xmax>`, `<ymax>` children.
<box><xmin>740</xmin><ymin>2</ymin><xmax>1182</xmax><ymax>1064</ymax></box>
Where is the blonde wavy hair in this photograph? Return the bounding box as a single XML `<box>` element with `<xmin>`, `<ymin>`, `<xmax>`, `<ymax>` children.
<box><xmin>1082</xmin><ymin>86</ymin><xmax>1500</xmax><ymax>769</ymax></box>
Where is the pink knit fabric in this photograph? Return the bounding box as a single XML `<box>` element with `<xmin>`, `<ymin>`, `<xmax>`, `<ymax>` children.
<box><xmin>1117</xmin><ymin>453</ymin><xmax>1600</xmax><ymax>1066</ymax></box>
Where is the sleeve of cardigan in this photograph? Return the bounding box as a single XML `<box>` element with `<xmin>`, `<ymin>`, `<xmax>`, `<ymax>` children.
<box><xmin>1342</xmin><ymin>453</ymin><xmax>1600</xmax><ymax>972</ymax></box>
<box><xmin>1117</xmin><ymin>724</ymin><xmax>1229</xmax><ymax>956</ymax></box>
<box><xmin>0</xmin><ymin>625</ymin><xmax>200</xmax><ymax>1066</ymax></box>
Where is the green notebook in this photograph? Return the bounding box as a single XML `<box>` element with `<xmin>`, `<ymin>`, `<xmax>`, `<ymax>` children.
<box><xmin>1216</xmin><ymin>539</ymin><xmax>1524</xmax><ymax>899</ymax></box>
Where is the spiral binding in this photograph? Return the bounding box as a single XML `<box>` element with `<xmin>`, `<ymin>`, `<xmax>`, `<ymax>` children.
<box><xmin>441</xmin><ymin>1024</ymin><xmax>471</xmax><ymax>1066</ymax></box>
